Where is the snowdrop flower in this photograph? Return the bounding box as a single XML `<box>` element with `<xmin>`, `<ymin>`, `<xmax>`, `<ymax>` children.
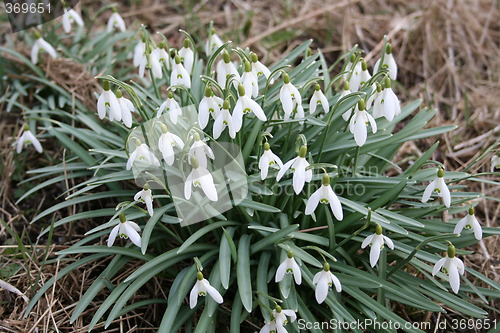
<box><xmin>374</xmin><ymin>43</ymin><xmax>397</xmax><ymax>80</ymax></box>
<box><xmin>115</xmin><ymin>89</ymin><xmax>134</xmax><ymax>128</ymax></box>
<box><xmin>340</xmin><ymin>82</ymin><xmax>355</xmax><ymax>121</ymax></box>
<box><xmin>349</xmin><ymin>99</ymin><xmax>377</xmax><ymax>146</ymax></box>
<box><xmin>157</xmin><ymin>92</ymin><xmax>182</xmax><ymax>124</ymax></box>
<box><xmin>97</xmin><ymin>80</ymin><xmax>121</xmax><ymax>122</ymax></box>
<box><xmin>305</xmin><ymin>174</ymin><xmax>343</xmax><ymax>220</ymax></box>
<box><xmin>421</xmin><ymin>168</ymin><xmax>451</xmax><ymax>208</ymax></box>
<box><xmin>189</xmin><ymin>132</ymin><xmax>215</xmax><ymax>169</ymax></box>
<box><xmin>432</xmin><ymin>243</ymin><xmax>465</xmax><ymax>294</ymax></box>
<box><xmin>454</xmin><ymin>207</ymin><xmax>482</xmax><ymax>240</ymax></box>
<box><xmin>216</xmin><ymin>50</ymin><xmax>240</xmax><ymax>89</ymax></box>
<box><xmin>313</xmin><ymin>262</ymin><xmax>342</xmax><ymax>304</ymax></box>
<box><xmin>205</xmin><ymin>28</ymin><xmax>224</xmax><ymax>56</ymax></box>
<box><xmin>126</xmin><ymin>139</ymin><xmax>160</xmax><ymax>171</ymax></box>
<box><xmin>349</xmin><ymin>59</ymin><xmax>372</xmax><ymax>92</ymax></box>
<box><xmin>343</xmin><ymin>53</ymin><xmax>360</xmax><ymax>81</ymax></box>
<box><xmin>134</xmin><ymin>186</ymin><xmax>154</xmax><ymax>216</ymax></box>
<box><xmin>158</xmin><ymin>124</ymin><xmax>184</xmax><ymax>166</ymax></box>
<box><xmin>275</xmin><ymin>250</ymin><xmax>301</xmax><ymax>285</ymax></box>
<box><xmin>190</xmin><ymin>271</ymin><xmax>223</xmax><ymax>309</ymax></box>
<box><xmin>361</xmin><ymin>224</ymin><xmax>395</xmax><ymax>267</ymax></box>
<box><xmin>213</xmin><ymin>100</ymin><xmax>236</xmax><ymax>139</ymax></box>
<box><xmin>151</xmin><ymin>42</ymin><xmax>171</xmax><ymax>71</ymax></box>
<box><xmin>369</xmin><ymin>78</ymin><xmax>400</xmax><ymax>121</ymax></box>
<box><xmin>107</xmin><ymin>9</ymin><xmax>126</xmax><ymax>32</ymax></box>
<box><xmin>280</xmin><ymin>73</ymin><xmax>304</xmax><ymax>120</ymax></box>
<box><xmin>16</xmin><ymin>124</ymin><xmax>42</xmax><ymax>153</ymax></box>
<box><xmin>309</xmin><ymin>83</ymin><xmax>329</xmax><ymax>114</ymax></box>
<box><xmin>107</xmin><ymin>213</ymin><xmax>141</xmax><ymax>247</ymax></box>
<box><xmin>185</xmin><ymin>156</ymin><xmax>218</xmax><ymax>201</ymax></box>
<box><xmin>138</xmin><ymin>48</ymin><xmax>163</xmax><ymax>80</ymax></box>
<box><xmin>179</xmin><ymin>39</ymin><xmax>194</xmax><ymax>74</ymax></box>
<box><xmin>171</xmin><ymin>55</ymin><xmax>191</xmax><ymax>88</ymax></box>
<box><xmin>133</xmin><ymin>39</ymin><xmax>146</xmax><ymax>68</ymax></box>
<box><xmin>260</xmin><ymin>306</ymin><xmax>296</xmax><ymax>333</ymax></box>
<box><xmin>276</xmin><ymin>145</ymin><xmax>312</xmax><ymax>194</ymax></box>
<box><xmin>198</xmin><ymin>86</ymin><xmax>223</xmax><ymax>129</ymax></box>
<box><xmin>250</xmin><ymin>52</ymin><xmax>273</xmax><ymax>84</ymax></box>
<box><xmin>259</xmin><ymin>142</ymin><xmax>283</xmax><ymax>180</ymax></box>
<box><xmin>31</xmin><ymin>32</ymin><xmax>57</xmax><ymax>65</ymax></box>
<box><xmin>491</xmin><ymin>153</ymin><xmax>500</xmax><ymax>172</ymax></box>
<box><xmin>233</xmin><ymin>84</ymin><xmax>267</xmax><ymax>132</ymax></box>
<box><xmin>61</xmin><ymin>8</ymin><xmax>83</xmax><ymax>33</ymax></box>
<box><xmin>240</xmin><ymin>61</ymin><xmax>259</xmax><ymax>98</ymax></box>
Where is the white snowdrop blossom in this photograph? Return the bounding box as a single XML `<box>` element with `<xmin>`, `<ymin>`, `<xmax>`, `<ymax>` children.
<box><xmin>126</xmin><ymin>140</ymin><xmax>160</xmax><ymax>171</ymax></box>
<box><xmin>115</xmin><ymin>89</ymin><xmax>134</xmax><ymax>128</ymax></box>
<box><xmin>31</xmin><ymin>34</ymin><xmax>57</xmax><ymax>65</ymax></box>
<box><xmin>421</xmin><ymin>169</ymin><xmax>451</xmax><ymax>208</ymax></box>
<box><xmin>258</xmin><ymin>142</ymin><xmax>283</xmax><ymax>180</ymax></box>
<box><xmin>361</xmin><ymin>224</ymin><xmax>395</xmax><ymax>267</ymax></box>
<box><xmin>142</xmin><ymin>49</ymin><xmax>163</xmax><ymax>79</ymax></box>
<box><xmin>189</xmin><ymin>132</ymin><xmax>215</xmax><ymax>169</ymax></box>
<box><xmin>276</xmin><ymin>145</ymin><xmax>312</xmax><ymax>194</ymax></box>
<box><xmin>97</xmin><ymin>80</ymin><xmax>121</xmax><ymax>122</ymax></box>
<box><xmin>369</xmin><ymin>78</ymin><xmax>400</xmax><ymax>121</ymax></box>
<box><xmin>233</xmin><ymin>84</ymin><xmax>267</xmax><ymax>132</ymax></box>
<box><xmin>340</xmin><ymin>82</ymin><xmax>355</xmax><ymax>121</ymax></box>
<box><xmin>343</xmin><ymin>53</ymin><xmax>361</xmax><ymax>81</ymax></box>
<box><xmin>309</xmin><ymin>83</ymin><xmax>329</xmax><ymax>114</ymax></box>
<box><xmin>198</xmin><ymin>86</ymin><xmax>223</xmax><ymax>129</ymax></box>
<box><xmin>259</xmin><ymin>306</ymin><xmax>296</xmax><ymax>333</ymax></box>
<box><xmin>305</xmin><ymin>174</ymin><xmax>343</xmax><ymax>220</ymax></box>
<box><xmin>213</xmin><ymin>100</ymin><xmax>237</xmax><ymax>139</ymax></box>
<box><xmin>454</xmin><ymin>207</ymin><xmax>482</xmax><ymax>240</ymax></box>
<box><xmin>158</xmin><ymin>124</ymin><xmax>184</xmax><ymax>166</ymax></box>
<box><xmin>134</xmin><ymin>187</ymin><xmax>154</xmax><ymax>216</ymax></box>
<box><xmin>190</xmin><ymin>271</ymin><xmax>223</xmax><ymax>308</ymax></box>
<box><xmin>171</xmin><ymin>55</ymin><xmax>191</xmax><ymax>88</ymax></box>
<box><xmin>216</xmin><ymin>50</ymin><xmax>240</xmax><ymax>89</ymax></box>
<box><xmin>349</xmin><ymin>59</ymin><xmax>372</xmax><ymax>92</ymax></box>
<box><xmin>184</xmin><ymin>157</ymin><xmax>218</xmax><ymax>201</ymax></box>
<box><xmin>205</xmin><ymin>29</ymin><xmax>224</xmax><ymax>56</ymax></box>
<box><xmin>107</xmin><ymin>10</ymin><xmax>126</xmax><ymax>32</ymax></box>
<box><xmin>61</xmin><ymin>8</ymin><xmax>84</xmax><ymax>33</ymax></box>
<box><xmin>107</xmin><ymin>214</ymin><xmax>141</xmax><ymax>247</ymax></box>
<box><xmin>133</xmin><ymin>40</ymin><xmax>146</xmax><ymax>67</ymax></box>
<box><xmin>349</xmin><ymin>99</ymin><xmax>377</xmax><ymax>146</ymax></box>
<box><xmin>179</xmin><ymin>39</ymin><xmax>194</xmax><ymax>74</ymax></box>
<box><xmin>16</xmin><ymin>125</ymin><xmax>42</xmax><ymax>153</ymax></box>
<box><xmin>374</xmin><ymin>43</ymin><xmax>397</xmax><ymax>80</ymax></box>
<box><xmin>432</xmin><ymin>244</ymin><xmax>465</xmax><ymax>294</ymax></box>
<box><xmin>491</xmin><ymin>154</ymin><xmax>500</xmax><ymax>172</ymax></box>
<box><xmin>157</xmin><ymin>92</ymin><xmax>182</xmax><ymax>124</ymax></box>
<box><xmin>280</xmin><ymin>73</ymin><xmax>304</xmax><ymax>120</ymax></box>
<box><xmin>250</xmin><ymin>52</ymin><xmax>273</xmax><ymax>84</ymax></box>
<box><xmin>151</xmin><ymin>42</ymin><xmax>171</xmax><ymax>71</ymax></box>
<box><xmin>240</xmin><ymin>61</ymin><xmax>259</xmax><ymax>98</ymax></box>
<box><xmin>275</xmin><ymin>250</ymin><xmax>301</xmax><ymax>285</ymax></box>
<box><xmin>313</xmin><ymin>263</ymin><xmax>342</xmax><ymax>304</ymax></box>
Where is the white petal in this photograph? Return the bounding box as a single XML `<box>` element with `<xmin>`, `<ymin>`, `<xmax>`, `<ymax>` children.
<box><xmin>26</xmin><ymin>131</ymin><xmax>43</xmax><ymax>153</ymax></box>
<box><xmin>204</xmin><ymin>282</ymin><xmax>223</xmax><ymax>304</ymax></box>
<box><xmin>366</xmin><ymin>112</ymin><xmax>377</xmax><ymax>134</ymax></box>
<box><xmin>361</xmin><ymin>234</ymin><xmax>374</xmax><ymax>249</ymax></box>
<box><xmin>292</xmin><ymin>162</ymin><xmax>306</xmax><ymax>194</ymax></box>
<box><xmin>16</xmin><ymin>134</ymin><xmax>25</xmax><ymax>153</ymax></box>
<box><xmin>107</xmin><ymin>225</ymin><xmax>120</xmax><ymax>247</ymax></box>
<box><xmin>369</xmin><ymin>239</ymin><xmax>382</xmax><ymax>267</ymax></box>
<box><xmin>199</xmin><ymin>171</ymin><xmax>218</xmax><ymax>201</ymax></box>
<box><xmin>437</xmin><ymin>178</ymin><xmax>451</xmax><ymax>208</ymax></box>
<box><xmin>330</xmin><ymin>272</ymin><xmax>342</xmax><ymax>292</ymax></box>
<box><xmin>184</xmin><ymin>173</ymin><xmax>193</xmax><ymax>200</ymax></box>
<box><xmin>275</xmin><ymin>260</ymin><xmax>288</xmax><ymax>282</ymax></box>
<box><xmin>124</xmin><ymin>223</ymin><xmax>141</xmax><ymax>247</ymax></box>
<box><xmin>383</xmin><ymin>236</ymin><xmax>394</xmax><ymax>250</ymax></box>
<box><xmin>353</xmin><ymin>112</ymin><xmax>367</xmax><ymax>146</ymax></box>
<box><xmin>276</xmin><ymin>158</ymin><xmax>295</xmax><ymax>181</ymax></box>
<box><xmin>305</xmin><ymin>188</ymin><xmax>321</xmax><ymax>215</ymax></box>
<box><xmin>453</xmin><ymin>257</ymin><xmax>465</xmax><ymax>275</ymax></box>
<box><xmin>198</xmin><ymin>98</ymin><xmax>210</xmax><ymax>129</ymax></box>
<box><xmin>38</xmin><ymin>39</ymin><xmax>57</xmax><ymax>59</ymax></box>
<box><xmin>189</xmin><ymin>282</ymin><xmax>199</xmax><ymax>309</ymax></box>
<box><xmin>432</xmin><ymin>257</ymin><xmax>446</xmax><ymax>276</ymax></box>
<box><xmin>282</xmin><ymin>309</ymin><xmax>297</xmax><ymax>322</ymax></box>
<box><xmin>291</xmin><ymin>260</ymin><xmax>302</xmax><ymax>285</ymax></box>
<box><xmin>471</xmin><ymin>217</ymin><xmax>482</xmax><ymax>240</ymax></box>
<box><xmin>421</xmin><ymin>179</ymin><xmax>437</xmax><ymax>203</ymax></box>
<box><xmin>97</xmin><ymin>94</ymin><xmax>107</xmax><ymax>119</ymax></box>
<box><xmin>315</xmin><ymin>276</ymin><xmax>329</xmax><ymax>304</ymax></box>
<box><xmin>448</xmin><ymin>264</ymin><xmax>460</xmax><ymax>294</ymax></box>
<box><xmin>326</xmin><ymin>186</ymin><xmax>343</xmax><ymax>220</ymax></box>
<box><xmin>313</xmin><ymin>271</ymin><xmax>322</xmax><ymax>285</ymax></box>
<box><xmin>453</xmin><ymin>216</ymin><xmax>467</xmax><ymax>235</ymax></box>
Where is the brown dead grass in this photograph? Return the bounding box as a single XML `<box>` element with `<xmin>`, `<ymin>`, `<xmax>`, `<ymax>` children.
<box><xmin>1</xmin><ymin>0</ymin><xmax>499</xmax><ymax>332</ymax></box>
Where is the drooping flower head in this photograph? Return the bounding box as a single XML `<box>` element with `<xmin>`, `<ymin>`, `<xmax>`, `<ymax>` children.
<box><xmin>107</xmin><ymin>213</ymin><xmax>142</xmax><ymax>247</ymax></box>
<box><xmin>369</xmin><ymin>78</ymin><xmax>400</xmax><ymax>121</ymax></box>
<box><xmin>157</xmin><ymin>91</ymin><xmax>183</xmax><ymax>124</ymax></box>
<box><xmin>126</xmin><ymin>139</ymin><xmax>160</xmax><ymax>171</ymax></box>
<box><xmin>454</xmin><ymin>207</ymin><xmax>482</xmax><ymax>240</ymax></box>
<box><xmin>107</xmin><ymin>8</ymin><xmax>126</xmax><ymax>32</ymax></box>
<box><xmin>151</xmin><ymin>41</ymin><xmax>171</xmax><ymax>72</ymax></box>
<box><xmin>189</xmin><ymin>132</ymin><xmax>215</xmax><ymax>169</ymax></box>
<box><xmin>361</xmin><ymin>224</ymin><xmax>395</xmax><ymax>267</ymax></box>
<box><xmin>61</xmin><ymin>8</ymin><xmax>84</xmax><ymax>33</ymax></box>
<box><xmin>213</xmin><ymin>99</ymin><xmax>237</xmax><ymax>139</ymax></box>
<box><xmin>259</xmin><ymin>305</ymin><xmax>296</xmax><ymax>333</ymax></box>
<box><xmin>189</xmin><ymin>271</ymin><xmax>223</xmax><ymax>309</ymax></box>
<box><xmin>115</xmin><ymin>89</ymin><xmax>134</xmax><ymax>128</ymax></box>
<box><xmin>258</xmin><ymin>142</ymin><xmax>283</xmax><ymax>180</ymax></box>
<box><xmin>374</xmin><ymin>43</ymin><xmax>397</xmax><ymax>80</ymax></box>
<box><xmin>16</xmin><ymin>124</ymin><xmax>43</xmax><ymax>154</ymax></box>
<box><xmin>171</xmin><ymin>55</ymin><xmax>191</xmax><ymax>88</ymax></box>
<box><xmin>31</xmin><ymin>31</ymin><xmax>57</xmax><ymax>65</ymax></box>
<box><xmin>432</xmin><ymin>243</ymin><xmax>465</xmax><ymax>294</ymax></box>
<box><xmin>198</xmin><ymin>86</ymin><xmax>223</xmax><ymax>129</ymax></box>
<box><xmin>250</xmin><ymin>52</ymin><xmax>273</xmax><ymax>84</ymax></box>
<box><xmin>313</xmin><ymin>262</ymin><xmax>342</xmax><ymax>304</ymax></box>
<box><xmin>276</xmin><ymin>145</ymin><xmax>312</xmax><ymax>194</ymax></box>
<box><xmin>134</xmin><ymin>185</ymin><xmax>154</xmax><ymax>216</ymax></box>
<box><xmin>240</xmin><ymin>60</ymin><xmax>259</xmax><ymax>98</ymax></box>
<box><xmin>279</xmin><ymin>73</ymin><xmax>304</xmax><ymax>120</ymax></box>
<box><xmin>216</xmin><ymin>50</ymin><xmax>240</xmax><ymax>90</ymax></box>
<box><xmin>233</xmin><ymin>84</ymin><xmax>267</xmax><ymax>132</ymax></box>
<box><xmin>158</xmin><ymin>123</ymin><xmax>184</xmax><ymax>166</ymax></box>
<box><xmin>205</xmin><ymin>28</ymin><xmax>224</xmax><ymax>57</ymax></box>
<box><xmin>97</xmin><ymin>80</ymin><xmax>121</xmax><ymax>122</ymax></box>
<box><xmin>305</xmin><ymin>173</ymin><xmax>343</xmax><ymax>220</ymax></box>
<box><xmin>179</xmin><ymin>38</ymin><xmax>194</xmax><ymax>75</ymax></box>
<box><xmin>349</xmin><ymin>59</ymin><xmax>372</xmax><ymax>92</ymax></box>
<box><xmin>349</xmin><ymin>99</ymin><xmax>377</xmax><ymax>147</ymax></box>
<box><xmin>184</xmin><ymin>156</ymin><xmax>218</xmax><ymax>201</ymax></box>
<box><xmin>421</xmin><ymin>168</ymin><xmax>451</xmax><ymax>208</ymax></box>
<box><xmin>275</xmin><ymin>250</ymin><xmax>302</xmax><ymax>285</ymax></box>
<box><xmin>309</xmin><ymin>83</ymin><xmax>329</xmax><ymax>114</ymax></box>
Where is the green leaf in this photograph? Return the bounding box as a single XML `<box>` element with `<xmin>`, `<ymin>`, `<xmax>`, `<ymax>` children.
<box><xmin>237</xmin><ymin>234</ymin><xmax>253</xmax><ymax>313</ymax></box>
<box><xmin>177</xmin><ymin>221</ymin><xmax>238</xmax><ymax>254</ymax></box>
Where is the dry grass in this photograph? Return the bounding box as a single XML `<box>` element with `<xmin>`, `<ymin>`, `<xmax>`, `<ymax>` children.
<box><xmin>1</xmin><ymin>0</ymin><xmax>499</xmax><ymax>331</ymax></box>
